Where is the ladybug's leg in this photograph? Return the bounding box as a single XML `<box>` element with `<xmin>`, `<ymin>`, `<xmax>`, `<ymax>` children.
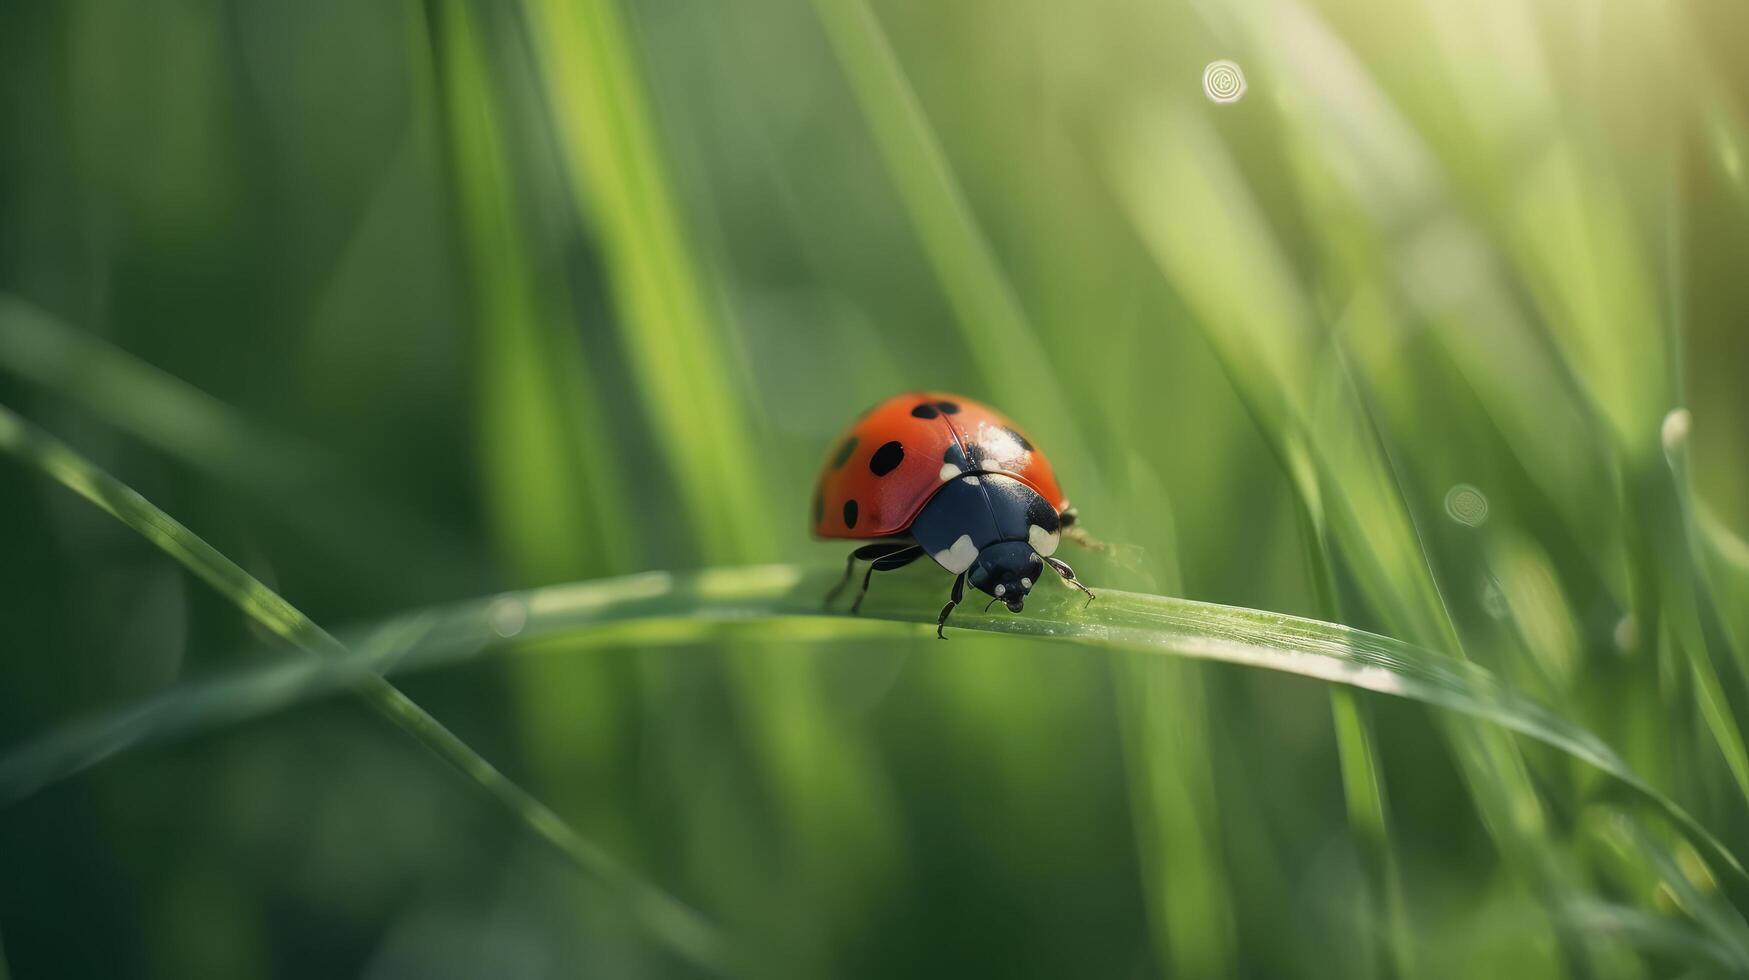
<box><xmin>850</xmin><ymin>546</ymin><xmax>925</xmax><ymax>614</ymax></box>
<box><xmin>1043</xmin><ymin>555</ymin><xmax>1097</xmax><ymax>608</ymax></box>
<box><xmin>1058</xmin><ymin>507</ymin><xmax>1107</xmax><ymax>552</ymax></box>
<box><xmin>936</xmin><ymin>571</ymin><xmax>968</xmax><ymax>639</ymax></box>
<box><xmin>826</xmin><ymin>542</ymin><xmax>913</xmax><ymax>606</ymax></box>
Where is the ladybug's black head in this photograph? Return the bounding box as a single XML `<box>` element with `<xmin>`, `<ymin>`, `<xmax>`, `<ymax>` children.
<box><xmin>968</xmin><ymin>541</ymin><xmax>1045</xmax><ymax>613</ymax></box>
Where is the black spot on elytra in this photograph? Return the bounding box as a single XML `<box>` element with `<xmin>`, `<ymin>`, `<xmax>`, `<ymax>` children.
<box><xmin>1002</xmin><ymin>426</ymin><xmax>1033</xmax><ymax>452</ymax></box>
<box><xmin>910</xmin><ymin>403</ymin><xmax>939</xmax><ymax>419</ymax></box>
<box><xmin>935</xmin><ymin>400</ymin><xmax>961</xmax><ymax>414</ymax></box>
<box><xmin>869</xmin><ymin>440</ymin><xmax>905</xmax><ymax>476</ymax></box>
<box><xmin>831</xmin><ymin>436</ymin><xmax>859</xmax><ymax>468</ymax></box>
<box><xmin>843</xmin><ymin>499</ymin><xmax>859</xmax><ymax>529</ymax></box>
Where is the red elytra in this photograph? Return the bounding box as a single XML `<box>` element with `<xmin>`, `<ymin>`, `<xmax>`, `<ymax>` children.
<box><xmin>811</xmin><ymin>391</ymin><xmax>1068</xmax><ymax>539</ymax></box>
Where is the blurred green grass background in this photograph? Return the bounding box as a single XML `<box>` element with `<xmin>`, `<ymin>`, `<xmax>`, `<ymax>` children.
<box><xmin>3</xmin><ymin>0</ymin><xmax>1749</xmax><ymax>975</ymax></box>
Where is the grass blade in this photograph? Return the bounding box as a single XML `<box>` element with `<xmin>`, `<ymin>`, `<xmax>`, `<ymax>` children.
<box><xmin>0</xmin><ymin>403</ymin><xmax>725</xmax><ymax>971</ymax></box>
<box><xmin>520</xmin><ymin>0</ymin><xmax>770</xmax><ymax>562</ymax></box>
<box><xmin>4</xmin><ymin>562</ymin><xmax>1742</xmax><ymax>894</ymax></box>
<box><xmin>517</xmin><ymin>13</ymin><xmax>906</xmax><ymax>969</ymax></box>
<box><xmin>1109</xmin><ymin>96</ymin><xmax>1662</xmax><ymax>973</ymax></box>
<box><xmin>805</xmin><ymin>0</ymin><xmax>1086</xmax><ymax>459</ymax></box>
<box><xmin>424</xmin><ymin>0</ymin><xmax>635</xmax><ymax>581</ymax></box>
<box><xmin>1106</xmin><ymin>487</ymin><xmax>1237</xmax><ymax>976</ymax></box>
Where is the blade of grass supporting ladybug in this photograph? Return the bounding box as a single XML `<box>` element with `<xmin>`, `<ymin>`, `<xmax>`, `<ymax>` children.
<box><xmin>0</xmin><ymin>295</ymin><xmax>481</xmax><ymax>591</ymax></box>
<box><xmin>1109</xmin><ymin>106</ymin><xmax>1641</xmax><ymax>973</ymax></box>
<box><xmin>0</xmin><ymin>403</ymin><xmax>726</xmax><ymax>972</ymax></box>
<box><xmin>5</xmin><ymin>565</ymin><xmax>1743</xmax><ymax>902</ymax></box>
<box><xmin>804</xmin><ymin>0</ymin><xmax>1089</xmax><ymax>466</ymax></box>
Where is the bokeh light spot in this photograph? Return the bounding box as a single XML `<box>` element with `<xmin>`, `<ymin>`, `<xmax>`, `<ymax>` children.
<box><xmin>1202</xmin><ymin>60</ymin><xmax>1247</xmax><ymax>104</ymax></box>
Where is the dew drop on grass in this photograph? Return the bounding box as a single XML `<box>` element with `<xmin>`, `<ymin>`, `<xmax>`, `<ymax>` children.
<box><xmin>1614</xmin><ymin>615</ymin><xmax>1640</xmax><ymax>655</ymax></box>
<box><xmin>1444</xmin><ymin>483</ymin><xmax>1490</xmax><ymax>527</ymax></box>
<box><xmin>490</xmin><ymin>597</ymin><xmax>528</xmax><ymax>638</ymax></box>
<box><xmin>1662</xmin><ymin>408</ymin><xmax>1691</xmax><ymax>456</ymax></box>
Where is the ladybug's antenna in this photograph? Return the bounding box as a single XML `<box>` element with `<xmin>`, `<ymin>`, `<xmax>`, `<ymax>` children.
<box><xmin>984</xmin><ymin>596</ymin><xmax>1000</xmax><ymax>612</ymax></box>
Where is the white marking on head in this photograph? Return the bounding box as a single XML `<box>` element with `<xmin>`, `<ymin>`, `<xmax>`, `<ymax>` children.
<box><xmin>963</xmin><ymin>475</ymin><xmax>980</xmax><ymax>485</ymax></box>
<box><xmin>1020</xmin><ymin>577</ymin><xmax>1032</xmax><ymax>590</ymax></box>
<box><xmin>993</xmin><ymin>583</ymin><xmax>1005</xmax><ymax>596</ymax></box>
<box><xmin>939</xmin><ymin>462</ymin><xmax>961</xmax><ymax>482</ymax></box>
<box><xmin>934</xmin><ymin>534</ymin><xmax>979</xmax><ymax>574</ymax></box>
<box><xmin>1028</xmin><ymin>524</ymin><xmax>1060</xmax><ymax>557</ymax></box>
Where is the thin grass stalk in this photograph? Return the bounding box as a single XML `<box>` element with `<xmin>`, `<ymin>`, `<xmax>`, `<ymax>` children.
<box><xmin>1289</xmin><ymin>439</ymin><xmax>1416</xmax><ymax>979</ymax></box>
<box><xmin>0</xmin><ymin>403</ymin><xmax>725</xmax><ymax>971</ymax></box>
<box><xmin>804</xmin><ymin>0</ymin><xmax>1087</xmax><ymax>459</ymax></box>
<box><xmin>1110</xmin><ymin>106</ymin><xmax>1660</xmax><ymax>974</ymax></box>
<box><xmin>418</xmin><ymin>0</ymin><xmax>664</xmax><ymax>886</ymax></box>
<box><xmin>424</xmin><ymin>0</ymin><xmax>633</xmax><ymax>580</ymax></box>
<box><xmin>519</xmin><ymin>0</ymin><xmax>769</xmax><ymax>561</ymax></box>
<box><xmin>517</xmin><ymin>7</ymin><xmax>899</xmax><ymax>963</ymax></box>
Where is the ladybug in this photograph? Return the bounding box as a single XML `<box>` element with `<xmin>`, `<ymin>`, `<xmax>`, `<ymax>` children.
<box><xmin>812</xmin><ymin>391</ymin><xmax>1096</xmax><ymax>637</ymax></box>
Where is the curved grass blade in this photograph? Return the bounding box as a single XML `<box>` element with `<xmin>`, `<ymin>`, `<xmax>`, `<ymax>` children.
<box><xmin>1698</xmin><ymin>503</ymin><xmax>1749</xmax><ymax>649</ymax></box>
<box><xmin>0</xmin><ymin>295</ymin><xmax>482</xmax><ymax>592</ymax></box>
<box><xmin>1561</xmin><ymin>901</ymin><xmax>1745</xmax><ymax>974</ymax></box>
<box><xmin>1109</xmin><ymin>100</ymin><xmax>1604</xmax><ymax>965</ymax></box>
<box><xmin>0</xmin><ymin>404</ymin><xmax>725</xmax><ymax>971</ymax></box>
<box><xmin>4</xmin><ymin>562</ymin><xmax>1742</xmax><ymax>891</ymax></box>
<box><xmin>423</xmin><ymin>0</ymin><xmax>635</xmax><ymax>581</ymax></box>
